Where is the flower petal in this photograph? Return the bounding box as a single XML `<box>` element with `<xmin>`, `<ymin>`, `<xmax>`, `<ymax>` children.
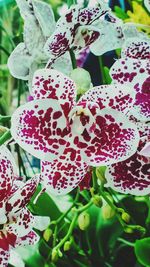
<box><xmin>0</xmin><ymin>146</ymin><xmax>17</xmax><ymax>217</ymax></box>
<box><xmin>32</xmin><ymin>0</ymin><xmax>55</xmax><ymax>37</ymax></box>
<box><xmin>72</xmin><ymin>107</ymin><xmax>140</xmax><ymax>166</ymax></box>
<box><xmin>11</xmin><ymin>99</ymin><xmax>69</xmax><ymax>161</ymax></box>
<box><xmin>105</xmin><ymin>137</ymin><xmax>150</xmax><ymax>196</ymax></box>
<box><xmin>90</xmin><ymin>20</ymin><xmax>123</xmax><ymax>56</ymax></box>
<box><xmin>15</xmin><ymin>230</ymin><xmax>39</xmax><ymax>247</ymax></box>
<box><xmin>7</xmin><ymin>43</ymin><xmax>31</xmax><ymax>80</ymax></box>
<box><xmin>6</xmin><ymin>176</ymin><xmax>39</xmax><ymax>214</ymax></box>
<box><xmin>44</xmin><ymin>5</ymin><xmax>108</xmax><ymax>58</ymax></box>
<box><xmin>121</xmin><ymin>38</ymin><xmax>150</xmax><ymax>59</ymax></box>
<box><xmin>139</xmin><ymin>142</ymin><xmax>150</xmax><ymax>157</ymax></box>
<box><xmin>34</xmin><ymin>216</ymin><xmax>50</xmax><ymax>231</ymax></box>
<box><xmin>73</xmin><ymin>25</ymin><xmax>100</xmax><ymax>51</ymax></box>
<box><xmin>0</xmin><ymin>248</ymin><xmax>9</xmax><ymax>267</ymax></box>
<box><xmin>6</xmin><ymin>208</ymin><xmax>35</xmax><ymax>238</ymax></box>
<box><xmin>32</xmin><ymin>69</ymin><xmax>76</xmax><ymax>116</ymax></box>
<box><xmin>144</xmin><ymin>0</ymin><xmax>150</xmax><ymax>12</ymax></box>
<box><xmin>41</xmin><ymin>146</ymin><xmax>89</xmax><ymax>195</ymax></box>
<box><xmin>79</xmin><ymin>84</ymin><xmax>136</xmax><ymax>115</ymax></box>
<box><xmin>110</xmin><ymin>58</ymin><xmax>150</xmax><ymax>121</ymax></box>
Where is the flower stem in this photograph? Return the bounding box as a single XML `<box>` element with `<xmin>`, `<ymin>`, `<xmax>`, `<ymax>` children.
<box><xmin>98</xmin><ymin>56</ymin><xmax>106</xmax><ymax>84</ymax></box>
<box><xmin>69</xmin><ymin>49</ymin><xmax>77</xmax><ymax>69</ymax></box>
<box><xmin>0</xmin><ymin>130</ymin><xmax>12</xmax><ymax>145</ymax></box>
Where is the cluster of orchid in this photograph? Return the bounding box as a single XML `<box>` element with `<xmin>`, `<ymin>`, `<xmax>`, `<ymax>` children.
<box><xmin>0</xmin><ymin>0</ymin><xmax>149</xmax><ymax>265</ymax></box>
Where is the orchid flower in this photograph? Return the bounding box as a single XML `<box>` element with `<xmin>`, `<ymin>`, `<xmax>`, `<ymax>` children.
<box><xmin>109</xmin><ymin>36</ymin><xmax>150</xmax><ymax>123</ymax></box>
<box><xmin>7</xmin><ymin>0</ymin><xmax>55</xmax><ymax>82</ymax></box>
<box><xmin>105</xmin><ymin>136</ymin><xmax>150</xmax><ymax>196</ymax></box>
<box><xmin>0</xmin><ymin>146</ymin><xmax>49</xmax><ymax>266</ymax></box>
<box><xmin>11</xmin><ymin>68</ymin><xmax>139</xmax><ymax>195</ymax></box>
<box><xmin>44</xmin><ymin>2</ymin><xmax>125</xmax><ymax>66</ymax></box>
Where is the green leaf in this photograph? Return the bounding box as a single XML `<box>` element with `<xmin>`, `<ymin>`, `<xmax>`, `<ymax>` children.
<box><xmin>135</xmin><ymin>238</ymin><xmax>150</xmax><ymax>266</ymax></box>
<box><xmin>114</xmin><ymin>6</ymin><xmax>129</xmax><ymax>20</ymax></box>
<box><xmin>103</xmin><ymin>67</ymin><xmax>112</xmax><ymax>84</ymax></box>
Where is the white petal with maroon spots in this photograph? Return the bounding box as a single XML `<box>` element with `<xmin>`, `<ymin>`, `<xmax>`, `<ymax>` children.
<box><xmin>41</xmin><ymin>146</ymin><xmax>88</xmax><ymax>195</ymax></box>
<box><xmin>0</xmin><ymin>146</ymin><xmax>17</xmax><ymax>216</ymax></box>
<box><xmin>11</xmin><ymin>99</ymin><xmax>70</xmax><ymax>161</ymax></box>
<box><xmin>6</xmin><ymin>208</ymin><xmax>35</xmax><ymax>238</ymax></box>
<box><xmin>44</xmin><ymin>5</ymin><xmax>108</xmax><ymax>59</ymax></box>
<box><xmin>15</xmin><ymin>230</ymin><xmax>39</xmax><ymax>247</ymax></box>
<box><xmin>121</xmin><ymin>38</ymin><xmax>150</xmax><ymax>59</ymax></box>
<box><xmin>79</xmin><ymin>84</ymin><xmax>135</xmax><ymax>115</ymax></box>
<box><xmin>73</xmin><ymin>25</ymin><xmax>100</xmax><ymax>51</ymax></box>
<box><xmin>73</xmin><ymin>108</ymin><xmax>140</xmax><ymax>166</ymax></box>
<box><xmin>6</xmin><ymin>176</ymin><xmax>39</xmax><ymax>214</ymax></box>
<box><xmin>0</xmin><ymin>248</ymin><xmax>9</xmax><ymax>267</ymax></box>
<box><xmin>110</xmin><ymin>58</ymin><xmax>150</xmax><ymax>121</ymax></box>
<box><xmin>105</xmin><ymin>137</ymin><xmax>150</xmax><ymax>196</ymax></box>
<box><xmin>32</xmin><ymin>69</ymin><xmax>76</xmax><ymax>116</ymax></box>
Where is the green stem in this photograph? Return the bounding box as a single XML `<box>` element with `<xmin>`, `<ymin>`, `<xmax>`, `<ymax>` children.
<box><xmin>118</xmin><ymin>238</ymin><xmax>135</xmax><ymax>247</ymax></box>
<box><xmin>69</xmin><ymin>49</ymin><xmax>77</xmax><ymax>69</ymax></box>
<box><xmin>0</xmin><ymin>130</ymin><xmax>12</xmax><ymax>145</ymax></box>
<box><xmin>98</xmin><ymin>56</ymin><xmax>106</xmax><ymax>84</ymax></box>
<box><xmin>53</xmin><ymin>212</ymin><xmax>78</xmax><ymax>251</ymax></box>
<box><xmin>0</xmin><ymin>115</ymin><xmax>11</xmax><ymax>123</ymax></box>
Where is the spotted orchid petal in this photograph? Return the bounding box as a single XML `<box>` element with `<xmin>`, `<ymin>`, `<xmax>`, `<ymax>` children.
<box><xmin>70</xmin><ymin>106</ymin><xmax>140</xmax><ymax>166</ymax></box>
<box><xmin>6</xmin><ymin>176</ymin><xmax>39</xmax><ymax>214</ymax></box>
<box><xmin>41</xmin><ymin>146</ymin><xmax>89</xmax><ymax>195</ymax></box>
<box><xmin>44</xmin><ymin>5</ymin><xmax>109</xmax><ymax>59</ymax></box>
<box><xmin>105</xmin><ymin>137</ymin><xmax>150</xmax><ymax>196</ymax></box>
<box><xmin>110</xmin><ymin>58</ymin><xmax>150</xmax><ymax>121</ymax></box>
<box><xmin>128</xmin><ymin>114</ymin><xmax>150</xmax><ymax>138</ymax></box>
<box><xmin>79</xmin><ymin>84</ymin><xmax>136</xmax><ymax>115</ymax></box>
<box><xmin>6</xmin><ymin>208</ymin><xmax>35</xmax><ymax>238</ymax></box>
<box><xmin>7</xmin><ymin>43</ymin><xmax>32</xmax><ymax>80</ymax></box>
<box><xmin>0</xmin><ymin>146</ymin><xmax>18</xmax><ymax>219</ymax></box>
<box><xmin>15</xmin><ymin>230</ymin><xmax>39</xmax><ymax>247</ymax></box>
<box><xmin>73</xmin><ymin>25</ymin><xmax>100</xmax><ymax>51</ymax></box>
<box><xmin>121</xmin><ymin>38</ymin><xmax>150</xmax><ymax>59</ymax></box>
<box><xmin>90</xmin><ymin>20</ymin><xmax>123</xmax><ymax>56</ymax></box>
<box><xmin>32</xmin><ymin>69</ymin><xmax>76</xmax><ymax>116</ymax></box>
<box><xmin>0</xmin><ymin>248</ymin><xmax>10</xmax><ymax>267</ymax></box>
<box><xmin>11</xmin><ymin>99</ymin><xmax>70</xmax><ymax>161</ymax></box>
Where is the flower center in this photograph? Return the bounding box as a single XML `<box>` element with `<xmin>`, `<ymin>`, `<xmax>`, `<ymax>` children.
<box><xmin>69</xmin><ymin>107</ymin><xmax>96</xmax><ymax>135</ymax></box>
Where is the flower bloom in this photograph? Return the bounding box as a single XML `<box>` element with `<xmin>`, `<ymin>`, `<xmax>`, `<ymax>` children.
<box><xmin>7</xmin><ymin>0</ymin><xmax>55</xmax><ymax>82</ymax></box>
<box><xmin>44</xmin><ymin>3</ymin><xmax>124</xmax><ymax>65</ymax></box>
<box><xmin>105</xmin><ymin>136</ymin><xmax>150</xmax><ymax>196</ymax></box>
<box><xmin>109</xmin><ymin>36</ymin><xmax>150</xmax><ymax>122</ymax></box>
<box><xmin>0</xmin><ymin>146</ymin><xmax>49</xmax><ymax>266</ymax></box>
<box><xmin>11</xmin><ymin>69</ymin><xmax>139</xmax><ymax>195</ymax></box>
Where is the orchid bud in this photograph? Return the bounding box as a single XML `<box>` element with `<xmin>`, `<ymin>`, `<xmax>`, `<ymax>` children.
<box><xmin>121</xmin><ymin>212</ymin><xmax>131</xmax><ymax>223</ymax></box>
<box><xmin>102</xmin><ymin>204</ymin><xmax>115</xmax><ymax>220</ymax></box>
<box><xmin>124</xmin><ymin>227</ymin><xmax>134</xmax><ymax>234</ymax></box>
<box><xmin>70</xmin><ymin>68</ymin><xmax>91</xmax><ymax>95</ymax></box>
<box><xmin>51</xmin><ymin>249</ymin><xmax>59</xmax><ymax>263</ymax></box>
<box><xmin>43</xmin><ymin>228</ymin><xmax>53</xmax><ymax>242</ymax></box>
<box><xmin>78</xmin><ymin>212</ymin><xmax>90</xmax><ymax>231</ymax></box>
<box><xmin>92</xmin><ymin>195</ymin><xmax>103</xmax><ymax>208</ymax></box>
<box><xmin>64</xmin><ymin>241</ymin><xmax>72</xmax><ymax>251</ymax></box>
